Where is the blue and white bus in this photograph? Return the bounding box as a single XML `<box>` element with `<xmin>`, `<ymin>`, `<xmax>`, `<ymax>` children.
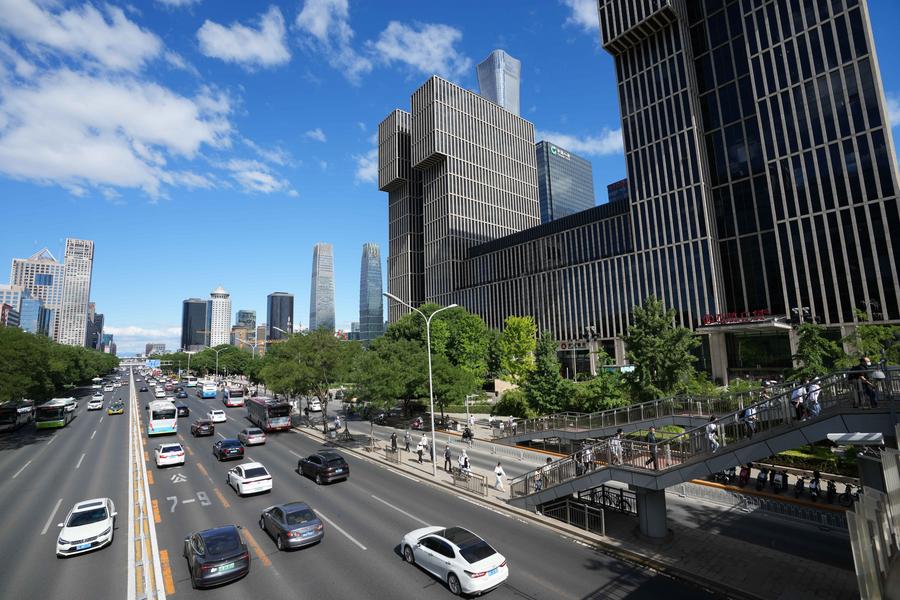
<box><xmin>198</xmin><ymin>383</ymin><xmax>217</xmax><ymax>399</ymax></box>
<box><xmin>147</xmin><ymin>400</ymin><xmax>177</xmax><ymax>436</ymax></box>
<box><xmin>184</xmin><ymin>376</ymin><xmax>198</xmax><ymax>388</ymax></box>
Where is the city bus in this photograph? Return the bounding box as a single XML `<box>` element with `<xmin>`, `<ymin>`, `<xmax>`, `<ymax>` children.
<box><xmin>0</xmin><ymin>399</ymin><xmax>34</xmax><ymax>432</ymax></box>
<box><xmin>223</xmin><ymin>385</ymin><xmax>246</xmax><ymax>407</ymax></box>
<box><xmin>185</xmin><ymin>376</ymin><xmax>198</xmax><ymax>388</ymax></box>
<box><xmin>91</xmin><ymin>377</ymin><xmax>103</xmax><ymax>389</ymax></box>
<box><xmin>35</xmin><ymin>398</ymin><xmax>76</xmax><ymax>429</ymax></box>
<box><xmin>147</xmin><ymin>400</ymin><xmax>177</xmax><ymax>436</ymax></box>
<box><xmin>246</xmin><ymin>397</ymin><xmax>292</xmax><ymax>432</ymax></box>
<box><xmin>198</xmin><ymin>383</ymin><xmax>217</xmax><ymax>399</ymax></box>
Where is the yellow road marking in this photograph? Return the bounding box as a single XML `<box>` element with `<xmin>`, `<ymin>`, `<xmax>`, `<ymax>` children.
<box><xmin>196</xmin><ymin>463</ymin><xmax>210</xmax><ymax>481</ymax></box>
<box><xmin>214</xmin><ymin>487</ymin><xmax>231</xmax><ymax>509</ymax></box>
<box><xmin>144</xmin><ymin>451</ymin><xmax>149</xmax><ymax>462</ymax></box>
<box><xmin>151</xmin><ymin>499</ymin><xmax>161</xmax><ymax>524</ymax></box>
<box><xmin>147</xmin><ymin>470</ymin><xmax>154</xmax><ymax>485</ymax></box>
<box><xmin>158</xmin><ymin>549</ymin><xmax>176</xmax><ymax>595</ymax></box>
<box><xmin>241</xmin><ymin>529</ymin><xmax>272</xmax><ymax>568</ymax></box>
<box><xmin>185</xmin><ymin>445</ymin><xmax>195</xmax><ymax>457</ymax></box>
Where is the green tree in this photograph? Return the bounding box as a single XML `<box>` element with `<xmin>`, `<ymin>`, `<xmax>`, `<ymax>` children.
<box><xmin>838</xmin><ymin>310</ymin><xmax>900</xmax><ymax>367</ymax></box>
<box><xmin>355</xmin><ymin>338</ymin><xmax>428</xmax><ymax>417</ymax></box>
<box><xmin>499</xmin><ymin>315</ymin><xmax>536</xmax><ymax>384</ymax></box>
<box><xmin>485</xmin><ymin>328</ymin><xmax>503</xmax><ymax>380</ymax></box>
<box><xmin>522</xmin><ymin>330</ymin><xmax>567</xmax><ymax>414</ymax></box>
<box><xmin>791</xmin><ymin>322</ymin><xmax>840</xmax><ymax>380</ymax></box>
<box><xmin>431</xmin><ymin>354</ymin><xmax>479</xmax><ymax>420</ymax></box>
<box><xmin>565</xmin><ymin>351</ymin><xmax>629</xmax><ymax>412</ymax></box>
<box><xmin>491</xmin><ymin>388</ymin><xmax>534</xmax><ymax>419</ymax></box>
<box><xmin>622</xmin><ymin>296</ymin><xmax>700</xmax><ymax>403</ymax></box>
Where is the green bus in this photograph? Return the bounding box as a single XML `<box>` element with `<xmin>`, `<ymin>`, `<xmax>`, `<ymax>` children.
<box><xmin>35</xmin><ymin>398</ymin><xmax>76</xmax><ymax>429</ymax></box>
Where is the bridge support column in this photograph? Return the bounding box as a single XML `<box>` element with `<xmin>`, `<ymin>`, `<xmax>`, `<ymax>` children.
<box><xmin>614</xmin><ymin>337</ymin><xmax>626</xmax><ymax>365</ymax></box>
<box><xmin>708</xmin><ymin>332</ymin><xmax>729</xmax><ymax>386</ymax></box>
<box><xmin>634</xmin><ymin>487</ymin><xmax>668</xmax><ymax>538</ymax></box>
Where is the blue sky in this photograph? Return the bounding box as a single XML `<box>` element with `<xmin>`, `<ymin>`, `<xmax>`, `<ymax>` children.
<box><xmin>0</xmin><ymin>0</ymin><xmax>898</xmax><ymax>354</ymax></box>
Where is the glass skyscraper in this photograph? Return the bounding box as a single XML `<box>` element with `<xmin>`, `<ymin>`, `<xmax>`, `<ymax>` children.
<box><xmin>266</xmin><ymin>293</ymin><xmax>294</xmax><ymax>340</ymax></box>
<box><xmin>535</xmin><ymin>140</ymin><xmax>596</xmax><ymax>223</ymax></box>
<box><xmin>181</xmin><ymin>298</ymin><xmax>208</xmax><ymax>351</ymax></box>
<box><xmin>309</xmin><ymin>243</ymin><xmax>335</xmax><ymax>332</ymax></box>
<box><xmin>359</xmin><ymin>243</ymin><xmax>384</xmax><ymax>342</ymax></box>
<box><xmin>476</xmin><ymin>49</ymin><xmax>522</xmax><ymax>116</ymax></box>
<box><xmin>57</xmin><ymin>238</ymin><xmax>94</xmax><ymax>347</ymax></box>
<box><xmin>236</xmin><ymin>309</ymin><xmax>256</xmax><ymax>329</ymax></box>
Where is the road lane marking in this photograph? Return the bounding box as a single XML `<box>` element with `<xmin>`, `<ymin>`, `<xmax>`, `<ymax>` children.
<box><xmin>147</xmin><ymin>470</ymin><xmax>154</xmax><ymax>485</ymax></box>
<box><xmin>455</xmin><ymin>495</ymin><xmax>512</xmax><ymax>519</ymax></box>
<box><xmin>371</xmin><ymin>495</ymin><xmax>429</xmax><ymax>526</ymax></box>
<box><xmin>151</xmin><ymin>499</ymin><xmax>161</xmax><ymax>524</ymax></box>
<box><xmin>241</xmin><ymin>529</ymin><xmax>272</xmax><ymax>568</ymax></box>
<box><xmin>46</xmin><ymin>436</ymin><xmax>55</xmax><ymax>445</ymax></box>
<box><xmin>216</xmin><ymin>432</ymin><xmax>225</xmax><ymax>439</ymax></box>
<box><xmin>184</xmin><ymin>445</ymin><xmax>194</xmax><ymax>457</ymax></box>
<box><xmin>182</xmin><ymin>498</ymin><xmax>196</xmax><ymax>504</ymax></box>
<box><xmin>100</xmin><ymin>417</ymin><xmax>104</xmax><ymax>424</ymax></box>
<box><xmin>289</xmin><ymin>450</ymin><xmax>302</xmax><ymax>458</ymax></box>
<box><xmin>75</xmin><ymin>453</ymin><xmax>85</xmax><ymax>469</ymax></box>
<box><xmin>91</xmin><ymin>430</ymin><xmax>96</xmax><ymax>440</ymax></box>
<box><xmin>315</xmin><ymin>509</ymin><xmax>367</xmax><ymax>550</ymax></box>
<box><xmin>158</xmin><ymin>549</ymin><xmax>176</xmax><ymax>595</ymax></box>
<box><xmin>12</xmin><ymin>459</ymin><xmax>32</xmax><ymax>479</ymax></box>
<box><xmin>196</xmin><ymin>463</ymin><xmax>212</xmax><ymax>483</ymax></box>
<box><xmin>41</xmin><ymin>498</ymin><xmax>63</xmax><ymax>535</ymax></box>
<box><xmin>214</xmin><ymin>487</ymin><xmax>231</xmax><ymax>509</ymax></box>
<box><xmin>144</xmin><ymin>451</ymin><xmax>149</xmax><ymax>462</ymax></box>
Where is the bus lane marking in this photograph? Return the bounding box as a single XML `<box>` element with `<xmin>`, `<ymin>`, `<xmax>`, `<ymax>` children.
<box><xmin>158</xmin><ymin>549</ymin><xmax>176</xmax><ymax>594</ymax></box>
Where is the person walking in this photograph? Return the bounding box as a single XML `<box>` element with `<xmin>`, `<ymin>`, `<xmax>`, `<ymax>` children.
<box><xmin>791</xmin><ymin>382</ymin><xmax>807</xmax><ymax>420</ymax></box>
<box><xmin>645</xmin><ymin>426</ymin><xmax>659</xmax><ymax>469</ymax></box>
<box><xmin>610</xmin><ymin>429</ymin><xmax>624</xmax><ymax>465</ymax></box>
<box><xmin>494</xmin><ymin>462</ymin><xmax>506</xmax><ymax>491</ymax></box>
<box><xmin>849</xmin><ymin>357</ymin><xmax>878</xmax><ymax>407</ymax></box>
<box><xmin>420</xmin><ymin>433</ymin><xmax>429</xmax><ymax>461</ymax></box>
<box><xmin>706</xmin><ymin>416</ymin><xmax>719</xmax><ymax>453</ymax></box>
<box><xmin>583</xmin><ymin>444</ymin><xmax>594</xmax><ymax>471</ymax></box>
<box><xmin>443</xmin><ymin>443</ymin><xmax>452</xmax><ymax>472</ymax></box>
<box><xmin>807</xmin><ymin>377</ymin><xmax>822</xmax><ymax>418</ymax></box>
<box><xmin>416</xmin><ymin>439</ymin><xmax>424</xmax><ymax>464</ymax></box>
<box><xmin>458</xmin><ymin>449</ymin><xmax>471</xmax><ymax>474</ymax></box>
<box><xmin>741</xmin><ymin>403</ymin><xmax>757</xmax><ymax>439</ymax></box>
<box><xmin>404</xmin><ymin>429</ymin><xmax>411</xmax><ymax>452</ymax></box>
<box><xmin>390</xmin><ymin>431</ymin><xmax>398</xmax><ymax>452</ymax></box>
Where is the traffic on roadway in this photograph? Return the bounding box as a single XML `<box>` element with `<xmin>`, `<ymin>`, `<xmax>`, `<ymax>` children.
<box><xmin>0</xmin><ymin>367</ymin><xmax>718</xmax><ymax>599</ymax></box>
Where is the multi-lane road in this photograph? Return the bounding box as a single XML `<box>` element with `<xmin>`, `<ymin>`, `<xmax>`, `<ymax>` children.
<box><xmin>0</xmin><ymin>370</ymin><xmax>721</xmax><ymax>599</ymax></box>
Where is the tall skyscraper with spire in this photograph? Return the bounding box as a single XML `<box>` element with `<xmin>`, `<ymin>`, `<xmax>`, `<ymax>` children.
<box><xmin>309</xmin><ymin>243</ymin><xmax>335</xmax><ymax>332</ymax></box>
<box><xmin>476</xmin><ymin>49</ymin><xmax>521</xmax><ymax>115</ymax></box>
<box><xmin>57</xmin><ymin>238</ymin><xmax>94</xmax><ymax>347</ymax></box>
<box><xmin>358</xmin><ymin>243</ymin><xmax>384</xmax><ymax>342</ymax></box>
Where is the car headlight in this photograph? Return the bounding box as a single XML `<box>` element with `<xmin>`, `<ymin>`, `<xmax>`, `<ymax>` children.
<box><xmin>58</xmin><ymin>537</ymin><xmax>70</xmax><ymax>544</ymax></box>
<box><xmin>100</xmin><ymin>527</ymin><xmax>112</xmax><ymax>536</ymax></box>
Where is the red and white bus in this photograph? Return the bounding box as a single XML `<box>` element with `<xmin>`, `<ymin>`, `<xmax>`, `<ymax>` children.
<box><xmin>246</xmin><ymin>397</ymin><xmax>292</xmax><ymax>432</ymax></box>
<box><xmin>223</xmin><ymin>385</ymin><xmax>246</xmax><ymax>407</ymax></box>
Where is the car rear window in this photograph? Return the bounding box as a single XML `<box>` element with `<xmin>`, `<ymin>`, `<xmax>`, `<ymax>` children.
<box><xmin>161</xmin><ymin>445</ymin><xmax>182</xmax><ymax>453</ymax></box>
<box><xmin>326</xmin><ymin>458</ymin><xmax>346</xmax><ymax>467</ymax></box>
<box><xmin>243</xmin><ymin>467</ymin><xmax>268</xmax><ymax>478</ymax></box>
<box><xmin>459</xmin><ymin>539</ymin><xmax>497</xmax><ymax>564</ymax></box>
<box><xmin>285</xmin><ymin>508</ymin><xmax>316</xmax><ymax>525</ymax></box>
<box><xmin>203</xmin><ymin>530</ymin><xmax>240</xmax><ymax>555</ymax></box>
<box><xmin>223</xmin><ymin>440</ymin><xmax>242</xmax><ymax>447</ymax></box>
<box><xmin>247</xmin><ymin>429</ymin><xmax>263</xmax><ymax>435</ymax></box>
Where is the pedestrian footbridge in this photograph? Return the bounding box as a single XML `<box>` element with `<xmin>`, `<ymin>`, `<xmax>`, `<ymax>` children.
<box><xmin>507</xmin><ymin>370</ymin><xmax>898</xmax><ymax>538</ymax></box>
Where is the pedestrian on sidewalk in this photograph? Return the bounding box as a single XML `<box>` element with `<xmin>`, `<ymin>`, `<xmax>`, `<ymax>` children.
<box><xmin>404</xmin><ymin>429</ymin><xmax>411</xmax><ymax>452</ymax></box>
<box><xmin>791</xmin><ymin>382</ymin><xmax>807</xmax><ymax>420</ymax></box>
<box><xmin>583</xmin><ymin>444</ymin><xmax>594</xmax><ymax>471</ymax></box>
<box><xmin>459</xmin><ymin>449</ymin><xmax>470</xmax><ymax>474</ymax></box>
<box><xmin>741</xmin><ymin>403</ymin><xmax>757</xmax><ymax>439</ymax></box>
<box><xmin>494</xmin><ymin>462</ymin><xmax>506</xmax><ymax>491</ymax></box>
<box><xmin>807</xmin><ymin>377</ymin><xmax>822</xmax><ymax>418</ymax></box>
<box><xmin>419</xmin><ymin>434</ymin><xmax>429</xmax><ymax>461</ymax></box>
<box><xmin>645</xmin><ymin>426</ymin><xmax>658</xmax><ymax>469</ymax></box>
<box><xmin>707</xmin><ymin>417</ymin><xmax>719</xmax><ymax>453</ymax></box>
<box><xmin>416</xmin><ymin>440</ymin><xmax>424</xmax><ymax>464</ymax></box>
<box><xmin>444</xmin><ymin>443</ymin><xmax>452</xmax><ymax>472</ymax></box>
<box><xmin>390</xmin><ymin>431</ymin><xmax>398</xmax><ymax>452</ymax></box>
<box><xmin>334</xmin><ymin>415</ymin><xmax>342</xmax><ymax>432</ymax></box>
<box><xmin>611</xmin><ymin>429</ymin><xmax>624</xmax><ymax>465</ymax></box>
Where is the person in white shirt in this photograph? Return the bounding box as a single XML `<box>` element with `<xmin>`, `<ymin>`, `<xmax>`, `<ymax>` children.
<box><xmin>610</xmin><ymin>429</ymin><xmax>624</xmax><ymax>465</ymax></box>
<box><xmin>706</xmin><ymin>416</ymin><xmax>719</xmax><ymax>453</ymax></box>
<box><xmin>806</xmin><ymin>378</ymin><xmax>822</xmax><ymax>418</ymax></box>
<box><xmin>494</xmin><ymin>462</ymin><xmax>506</xmax><ymax>491</ymax></box>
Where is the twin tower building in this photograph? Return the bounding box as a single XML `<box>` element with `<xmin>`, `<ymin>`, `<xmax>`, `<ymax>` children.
<box><xmin>378</xmin><ymin>1</ymin><xmax>900</xmax><ymax>383</ymax></box>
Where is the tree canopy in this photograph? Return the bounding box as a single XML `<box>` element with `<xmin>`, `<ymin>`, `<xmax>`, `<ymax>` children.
<box><xmin>499</xmin><ymin>315</ymin><xmax>536</xmax><ymax>384</ymax></box>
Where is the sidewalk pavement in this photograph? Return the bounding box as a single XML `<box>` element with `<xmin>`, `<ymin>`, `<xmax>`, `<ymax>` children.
<box><xmin>296</xmin><ymin>422</ymin><xmax>859</xmax><ymax>600</ymax></box>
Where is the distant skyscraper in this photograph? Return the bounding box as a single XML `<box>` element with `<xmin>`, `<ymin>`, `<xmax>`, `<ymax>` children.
<box><xmin>1</xmin><ymin>303</ymin><xmax>20</xmax><ymax>327</ymax></box>
<box><xmin>476</xmin><ymin>49</ymin><xmax>521</xmax><ymax>115</ymax></box>
<box><xmin>359</xmin><ymin>243</ymin><xmax>384</xmax><ymax>342</ymax></box>
<box><xmin>606</xmin><ymin>178</ymin><xmax>628</xmax><ymax>204</ymax></box>
<box><xmin>57</xmin><ymin>238</ymin><xmax>94</xmax><ymax>347</ymax></box>
<box><xmin>266</xmin><ymin>292</ymin><xmax>294</xmax><ymax>340</ymax></box>
<box><xmin>236</xmin><ymin>309</ymin><xmax>256</xmax><ymax>329</ymax></box>
<box><xmin>535</xmin><ymin>140</ymin><xmax>596</xmax><ymax>223</ymax></box>
<box><xmin>0</xmin><ymin>284</ymin><xmax>27</xmax><ymax>312</ymax></box>
<box><xmin>19</xmin><ymin>295</ymin><xmax>45</xmax><ymax>334</ymax></box>
<box><xmin>208</xmin><ymin>286</ymin><xmax>232</xmax><ymax>347</ymax></box>
<box><xmin>85</xmin><ymin>302</ymin><xmax>100</xmax><ymax>348</ymax></box>
<box><xmin>181</xmin><ymin>298</ymin><xmax>208</xmax><ymax>351</ymax></box>
<box><xmin>310</xmin><ymin>243</ymin><xmax>335</xmax><ymax>332</ymax></box>
<box><xmin>145</xmin><ymin>343</ymin><xmax>166</xmax><ymax>355</ymax></box>
<box><xmin>10</xmin><ymin>248</ymin><xmax>64</xmax><ymax>338</ymax></box>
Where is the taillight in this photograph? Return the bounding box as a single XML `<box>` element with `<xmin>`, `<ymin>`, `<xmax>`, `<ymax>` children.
<box><xmin>499</xmin><ymin>560</ymin><xmax>507</xmax><ymax>567</ymax></box>
<box><xmin>465</xmin><ymin>570</ymin><xmax>487</xmax><ymax>578</ymax></box>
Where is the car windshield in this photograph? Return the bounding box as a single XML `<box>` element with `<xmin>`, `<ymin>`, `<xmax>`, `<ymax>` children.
<box><xmin>161</xmin><ymin>445</ymin><xmax>181</xmax><ymax>453</ymax></box>
<box><xmin>68</xmin><ymin>507</ymin><xmax>108</xmax><ymax>527</ymax></box>
<box><xmin>458</xmin><ymin>539</ymin><xmax>496</xmax><ymax>564</ymax></box>
<box><xmin>244</xmin><ymin>467</ymin><xmax>268</xmax><ymax>478</ymax></box>
<box><xmin>203</xmin><ymin>530</ymin><xmax>240</xmax><ymax>555</ymax></box>
<box><xmin>284</xmin><ymin>508</ymin><xmax>316</xmax><ymax>525</ymax></box>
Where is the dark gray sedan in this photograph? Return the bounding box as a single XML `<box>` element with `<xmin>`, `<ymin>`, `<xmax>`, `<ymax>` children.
<box><xmin>183</xmin><ymin>525</ymin><xmax>250</xmax><ymax>589</ymax></box>
<box><xmin>258</xmin><ymin>502</ymin><xmax>324</xmax><ymax>551</ymax></box>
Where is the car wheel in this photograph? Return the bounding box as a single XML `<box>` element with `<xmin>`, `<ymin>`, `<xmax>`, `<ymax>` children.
<box><xmin>403</xmin><ymin>545</ymin><xmax>415</xmax><ymax>564</ymax></box>
<box><xmin>277</xmin><ymin>535</ymin><xmax>284</xmax><ymax>551</ymax></box>
<box><xmin>448</xmin><ymin>573</ymin><xmax>462</xmax><ymax>596</ymax></box>
<box><xmin>315</xmin><ymin>473</ymin><xmax>322</xmax><ymax>485</ymax></box>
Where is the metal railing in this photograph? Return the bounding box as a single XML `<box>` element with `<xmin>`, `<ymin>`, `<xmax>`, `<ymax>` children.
<box><xmin>510</xmin><ymin>369</ymin><xmax>898</xmax><ymax>500</ymax></box>
<box><xmin>494</xmin><ymin>381</ymin><xmax>794</xmax><ymax>441</ymax></box>
<box><xmin>384</xmin><ymin>448</ymin><xmax>402</xmax><ymax>464</ymax></box>
<box><xmin>451</xmin><ymin>467</ymin><xmax>488</xmax><ymax>497</ymax></box>
<box><xmin>540</xmin><ymin>498</ymin><xmax>606</xmax><ymax>536</ymax></box>
<box><xmin>578</xmin><ymin>485</ymin><xmax>638</xmax><ymax>516</ymax></box>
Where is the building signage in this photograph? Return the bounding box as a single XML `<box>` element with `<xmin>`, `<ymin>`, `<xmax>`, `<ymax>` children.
<box><xmin>549</xmin><ymin>145</ymin><xmax>571</xmax><ymax>160</ymax></box>
<box><xmin>558</xmin><ymin>340</ymin><xmax>588</xmax><ymax>350</ymax></box>
<box><xmin>700</xmin><ymin>309</ymin><xmax>771</xmax><ymax>326</ymax></box>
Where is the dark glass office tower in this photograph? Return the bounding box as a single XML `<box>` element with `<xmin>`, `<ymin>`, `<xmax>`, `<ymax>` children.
<box><xmin>310</xmin><ymin>243</ymin><xmax>335</xmax><ymax>332</ymax></box>
<box><xmin>535</xmin><ymin>140</ymin><xmax>596</xmax><ymax>222</ymax></box>
<box><xmin>266</xmin><ymin>293</ymin><xmax>294</xmax><ymax>341</ymax></box>
<box><xmin>359</xmin><ymin>243</ymin><xmax>384</xmax><ymax>342</ymax></box>
<box><xmin>181</xmin><ymin>298</ymin><xmax>208</xmax><ymax>351</ymax></box>
<box><xmin>236</xmin><ymin>309</ymin><xmax>256</xmax><ymax>329</ymax></box>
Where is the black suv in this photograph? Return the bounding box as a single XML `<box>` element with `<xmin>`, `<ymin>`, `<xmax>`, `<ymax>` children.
<box><xmin>191</xmin><ymin>419</ymin><xmax>215</xmax><ymax>437</ymax></box>
<box><xmin>213</xmin><ymin>439</ymin><xmax>245</xmax><ymax>461</ymax></box>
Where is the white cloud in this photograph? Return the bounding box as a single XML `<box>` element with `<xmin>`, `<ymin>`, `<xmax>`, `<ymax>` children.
<box><xmin>295</xmin><ymin>0</ymin><xmax>371</xmax><ymax>83</ymax></box>
<box><xmin>357</xmin><ymin>121</ymin><xmax>366</xmax><ymax>131</ymax></box>
<box><xmin>887</xmin><ymin>93</ymin><xmax>900</xmax><ymax>128</ymax></box>
<box><xmin>242</xmin><ymin>137</ymin><xmax>294</xmax><ymax>166</ymax></box>
<box><xmin>0</xmin><ymin>0</ymin><xmax>162</xmax><ymax>71</ymax></box>
<box><xmin>0</xmin><ymin>69</ymin><xmax>232</xmax><ymax>196</ymax></box>
<box><xmin>164</xmin><ymin>51</ymin><xmax>200</xmax><ymax>76</ymax></box>
<box><xmin>561</xmin><ymin>0</ymin><xmax>599</xmax><ymax>32</ymax></box>
<box><xmin>156</xmin><ymin>0</ymin><xmax>201</xmax><ymax>6</ymax></box>
<box><xmin>198</xmin><ymin>5</ymin><xmax>290</xmax><ymax>69</ymax></box>
<box><xmin>370</xmin><ymin>22</ymin><xmax>471</xmax><ymax>79</ymax></box>
<box><xmin>222</xmin><ymin>158</ymin><xmax>293</xmax><ymax>194</ymax></box>
<box><xmin>305</xmin><ymin>127</ymin><xmax>327</xmax><ymax>142</ymax></box>
<box><xmin>354</xmin><ymin>147</ymin><xmax>377</xmax><ymax>183</ymax></box>
<box><xmin>106</xmin><ymin>325</ymin><xmax>181</xmax><ymax>338</ymax></box>
<box><xmin>536</xmin><ymin>128</ymin><xmax>623</xmax><ymax>156</ymax></box>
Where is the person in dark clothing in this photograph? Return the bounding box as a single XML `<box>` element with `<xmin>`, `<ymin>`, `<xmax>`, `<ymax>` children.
<box><xmin>444</xmin><ymin>444</ymin><xmax>452</xmax><ymax>472</ymax></box>
<box><xmin>390</xmin><ymin>431</ymin><xmax>398</xmax><ymax>452</ymax></box>
<box><xmin>404</xmin><ymin>429</ymin><xmax>411</xmax><ymax>452</ymax></box>
<box><xmin>849</xmin><ymin>357</ymin><xmax>878</xmax><ymax>407</ymax></box>
<box><xmin>645</xmin><ymin>426</ymin><xmax>658</xmax><ymax>469</ymax></box>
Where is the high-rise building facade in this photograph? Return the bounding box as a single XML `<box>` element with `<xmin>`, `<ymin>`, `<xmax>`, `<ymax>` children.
<box><xmin>19</xmin><ymin>296</ymin><xmax>45</xmax><ymax>334</ymax></box>
<box><xmin>379</xmin><ymin>76</ymin><xmax>540</xmax><ymax>319</ymax></box>
<box><xmin>57</xmin><ymin>238</ymin><xmax>94</xmax><ymax>347</ymax></box>
<box><xmin>359</xmin><ymin>243</ymin><xmax>384</xmax><ymax>342</ymax></box>
<box><xmin>181</xmin><ymin>298</ymin><xmax>208</xmax><ymax>351</ymax></box>
<box><xmin>208</xmin><ymin>286</ymin><xmax>232</xmax><ymax>347</ymax></box>
<box><xmin>0</xmin><ymin>284</ymin><xmax>27</xmax><ymax>312</ymax></box>
<box><xmin>145</xmin><ymin>343</ymin><xmax>166</xmax><ymax>355</ymax></box>
<box><xmin>310</xmin><ymin>243</ymin><xmax>335</xmax><ymax>332</ymax></box>
<box><xmin>236</xmin><ymin>309</ymin><xmax>256</xmax><ymax>329</ymax></box>
<box><xmin>10</xmin><ymin>248</ymin><xmax>64</xmax><ymax>338</ymax></box>
<box><xmin>266</xmin><ymin>292</ymin><xmax>294</xmax><ymax>340</ymax></box>
<box><xmin>607</xmin><ymin>178</ymin><xmax>629</xmax><ymax>204</ymax></box>
<box><xmin>0</xmin><ymin>303</ymin><xmax>20</xmax><ymax>327</ymax></box>
<box><xmin>535</xmin><ymin>140</ymin><xmax>596</xmax><ymax>223</ymax></box>
<box><xmin>476</xmin><ymin>49</ymin><xmax>522</xmax><ymax>116</ymax></box>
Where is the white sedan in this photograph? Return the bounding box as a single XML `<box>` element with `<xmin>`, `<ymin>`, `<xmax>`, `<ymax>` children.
<box><xmin>226</xmin><ymin>461</ymin><xmax>273</xmax><ymax>496</ymax></box>
<box><xmin>207</xmin><ymin>409</ymin><xmax>227</xmax><ymax>423</ymax></box>
<box><xmin>154</xmin><ymin>388</ymin><xmax>166</xmax><ymax>398</ymax></box>
<box><xmin>155</xmin><ymin>443</ymin><xmax>185</xmax><ymax>467</ymax></box>
<box><xmin>56</xmin><ymin>498</ymin><xmax>117</xmax><ymax>557</ymax></box>
<box><xmin>87</xmin><ymin>397</ymin><xmax>104</xmax><ymax>410</ymax></box>
<box><xmin>103</xmin><ymin>384</ymin><xmax>114</xmax><ymax>392</ymax></box>
<box><xmin>400</xmin><ymin>526</ymin><xmax>508</xmax><ymax>596</ymax></box>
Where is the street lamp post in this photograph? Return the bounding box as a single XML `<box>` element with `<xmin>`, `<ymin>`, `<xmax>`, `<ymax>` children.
<box><xmin>211</xmin><ymin>347</ymin><xmax>225</xmax><ymax>380</ymax></box>
<box><xmin>384</xmin><ymin>292</ymin><xmax>457</xmax><ymax>477</ymax></box>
